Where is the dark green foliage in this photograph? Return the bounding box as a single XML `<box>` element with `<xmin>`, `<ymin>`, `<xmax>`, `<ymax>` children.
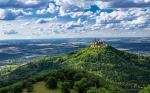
<box><xmin>74</xmin><ymin>78</ymin><xmax>89</xmax><ymax>93</ymax></box>
<box><xmin>55</xmin><ymin>71</ymin><xmax>65</xmax><ymax>81</ymax></box>
<box><xmin>107</xmin><ymin>85</ymin><xmax>126</xmax><ymax>93</ymax></box>
<box><xmin>60</xmin><ymin>82</ymin><xmax>71</xmax><ymax>93</ymax></box>
<box><xmin>0</xmin><ymin>82</ymin><xmax>24</xmax><ymax>93</ymax></box>
<box><xmin>0</xmin><ymin>56</ymin><xmax>65</xmax><ymax>88</ymax></box>
<box><xmin>46</xmin><ymin>77</ymin><xmax>57</xmax><ymax>89</ymax></box>
<box><xmin>139</xmin><ymin>85</ymin><xmax>150</xmax><ymax>93</ymax></box>
<box><xmin>73</xmin><ymin>73</ymin><xmax>84</xmax><ymax>81</ymax></box>
<box><xmin>66</xmin><ymin>46</ymin><xmax>150</xmax><ymax>89</ymax></box>
<box><xmin>0</xmin><ymin>87</ymin><xmax>9</xmax><ymax>93</ymax></box>
<box><xmin>0</xmin><ymin>69</ymin><xmax>125</xmax><ymax>93</ymax></box>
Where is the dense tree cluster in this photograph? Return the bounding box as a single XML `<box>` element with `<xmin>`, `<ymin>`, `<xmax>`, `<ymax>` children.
<box><xmin>46</xmin><ymin>76</ymin><xmax>57</xmax><ymax>89</ymax></box>
<box><xmin>44</xmin><ymin>69</ymin><xmax>125</xmax><ymax>93</ymax></box>
<box><xmin>60</xmin><ymin>82</ymin><xmax>71</xmax><ymax>93</ymax></box>
<box><xmin>0</xmin><ymin>69</ymin><xmax>125</xmax><ymax>93</ymax></box>
<box><xmin>67</xmin><ymin>46</ymin><xmax>150</xmax><ymax>89</ymax></box>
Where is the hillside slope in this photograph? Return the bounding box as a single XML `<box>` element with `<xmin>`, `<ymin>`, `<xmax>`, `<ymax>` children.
<box><xmin>0</xmin><ymin>41</ymin><xmax>150</xmax><ymax>93</ymax></box>
<box><xmin>66</xmin><ymin>44</ymin><xmax>150</xmax><ymax>89</ymax></box>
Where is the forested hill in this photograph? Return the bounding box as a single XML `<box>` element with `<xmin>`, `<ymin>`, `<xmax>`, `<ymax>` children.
<box><xmin>0</xmin><ymin>40</ymin><xmax>150</xmax><ymax>93</ymax></box>
<box><xmin>66</xmin><ymin>41</ymin><xmax>150</xmax><ymax>89</ymax></box>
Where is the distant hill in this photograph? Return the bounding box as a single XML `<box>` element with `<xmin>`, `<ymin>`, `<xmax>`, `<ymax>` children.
<box><xmin>0</xmin><ymin>40</ymin><xmax>150</xmax><ymax>93</ymax></box>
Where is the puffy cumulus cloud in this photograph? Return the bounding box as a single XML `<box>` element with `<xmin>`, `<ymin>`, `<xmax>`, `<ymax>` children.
<box><xmin>0</xmin><ymin>8</ymin><xmax>18</xmax><ymax>20</ymax></box>
<box><xmin>1</xmin><ymin>17</ymin><xmax>150</xmax><ymax>40</ymax></box>
<box><xmin>0</xmin><ymin>8</ymin><xmax>32</xmax><ymax>20</ymax></box>
<box><xmin>0</xmin><ymin>0</ymin><xmax>150</xmax><ymax>19</ymax></box>
<box><xmin>0</xmin><ymin>0</ymin><xmax>49</xmax><ymax>8</ymax></box>
<box><xmin>97</xmin><ymin>0</ymin><xmax>150</xmax><ymax>8</ymax></box>
<box><xmin>36</xmin><ymin>3</ymin><xmax>59</xmax><ymax>15</ymax></box>
<box><xmin>18</xmin><ymin>0</ymin><xmax>46</xmax><ymax>7</ymax></box>
<box><xmin>0</xmin><ymin>0</ymin><xmax>99</xmax><ymax>20</ymax></box>
<box><xmin>95</xmin><ymin>8</ymin><xmax>150</xmax><ymax>30</ymax></box>
<box><xmin>0</xmin><ymin>9</ymin><xmax>21</xmax><ymax>20</ymax></box>
<box><xmin>55</xmin><ymin>0</ymin><xmax>95</xmax><ymax>9</ymax></box>
<box><xmin>54</xmin><ymin>0</ymin><xmax>100</xmax><ymax>16</ymax></box>
<box><xmin>68</xmin><ymin>11</ymin><xmax>98</xmax><ymax>20</ymax></box>
<box><xmin>65</xmin><ymin>18</ymin><xmax>86</xmax><ymax>29</ymax></box>
<box><xmin>0</xmin><ymin>0</ymin><xmax>150</xmax><ymax>39</ymax></box>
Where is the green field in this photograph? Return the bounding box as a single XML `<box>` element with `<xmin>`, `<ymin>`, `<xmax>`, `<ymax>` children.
<box><xmin>22</xmin><ymin>82</ymin><xmax>76</xmax><ymax>93</ymax></box>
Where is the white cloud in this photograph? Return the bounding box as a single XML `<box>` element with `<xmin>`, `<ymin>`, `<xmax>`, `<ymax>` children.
<box><xmin>0</xmin><ymin>0</ymin><xmax>49</xmax><ymax>8</ymax></box>
<box><xmin>55</xmin><ymin>0</ymin><xmax>97</xmax><ymax>16</ymax></box>
<box><xmin>55</xmin><ymin>0</ymin><xmax>94</xmax><ymax>9</ymax></box>
<box><xmin>0</xmin><ymin>9</ymin><xmax>7</xmax><ymax>19</ymax></box>
<box><xmin>19</xmin><ymin>0</ymin><xmax>42</xmax><ymax>6</ymax></box>
<box><xmin>36</xmin><ymin>3</ymin><xmax>59</xmax><ymax>15</ymax></box>
<box><xmin>65</xmin><ymin>18</ymin><xmax>85</xmax><ymax>29</ymax></box>
<box><xmin>35</xmin><ymin>17</ymin><xmax>57</xmax><ymax>24</ymax></box>
<box><xmin>0</xmin><ymin>8</ymin><xmax>32</xmax><ymax>20</ymax></box>
<box><xmin>0</xmin><ymin>0</ymin><xmax>150</xmax><ymax>39</ymax></box>
<box><xmin>47</xmin><ymin>3</ymin><xmax>58</xmax><ymax>13</ymax></box>
<box><xmin>0</xmin><ymin>8</ymin><xmax>16</xmax><ymax>20</ymax></box>
<box><xmin>0</xmin><ymin>18</ymin><xmax>150</xmax><ymax>40</ymax></box>
<box><xmin>36</xmin><ymin>9</ymin><xmax>47</xmax><ymax>15</ymax></box>
<box><xmin>96</xmin><ymin>0</ymin><xmax>150</xmax><ymax>8</ymax></box>
<box><xmin>95</xmin><ymin>8</ymin><xmax>150</xmax><ymax>30</ymax></box>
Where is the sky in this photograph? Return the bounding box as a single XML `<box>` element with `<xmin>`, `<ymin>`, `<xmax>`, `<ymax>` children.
<box><xmin>0</xmin><ymin>0</ymin><xmax>150</xmax><ymax>39</ymax></box>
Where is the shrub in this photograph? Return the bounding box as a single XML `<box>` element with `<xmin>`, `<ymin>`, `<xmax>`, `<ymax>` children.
<box><xmin>73</xmin><ymin>73</ymin><xmax>84</xmax><ymax>81</ymax></box>
<box><xmin>74</xmin><ymin>78</ymin><xmax>88</xmax><ymax>93</ymax></box>
<box><xmin>60</xmin><ymin>81</ymin><xmax>71</xmax><ymax>93</ymax></box>
<box><xmin>46</xmin><ymin>77</ymin><xmax>57</xmax><ymax>89</ymax></box>
<box><xmin>0</xmin><ymin>87</ymin><xmax>9</xmax><ymax>93</ymax></box>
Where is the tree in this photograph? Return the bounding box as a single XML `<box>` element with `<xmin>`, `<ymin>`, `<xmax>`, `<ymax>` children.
<box><xmin>73</xmin><ymin>73</ymin><xmax>84</xmax><ymax>81</ymax></box>
<box><xmin>74</xmin><ymin>78</ymin><xmax>88</xmax><ymax>93</ymax></box>
<box><xmin>60</xmin><ymin>82</ymin><xmax>71</xmax><ymax>93</ymax></box>
<box><xmin>46</xmin><ymin>77</ymin><xmax>57</xmax><ymax>89</ymax></box>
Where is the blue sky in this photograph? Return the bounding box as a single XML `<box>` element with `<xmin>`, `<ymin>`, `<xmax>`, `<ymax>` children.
<box><xmin>0</xmin><ymin>0</ymin><xmax>150</xmax><ymax>39</ymax></box>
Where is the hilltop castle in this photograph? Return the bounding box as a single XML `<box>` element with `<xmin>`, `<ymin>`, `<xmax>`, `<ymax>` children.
<box><xmin>90</xmin><ymin>38</ymin><xmax>108</xmax><ymax>48</ymax></box>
